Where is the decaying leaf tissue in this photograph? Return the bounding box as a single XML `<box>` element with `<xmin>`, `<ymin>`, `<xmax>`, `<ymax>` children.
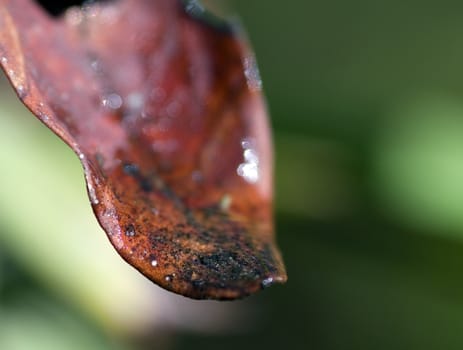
<box><xmin>0</xmin><ymin>0</ymin><xmax>286</xmax><ymax>299</ymax></box>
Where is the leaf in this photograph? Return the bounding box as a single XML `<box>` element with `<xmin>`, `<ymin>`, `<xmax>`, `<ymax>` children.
<box><xmin>0</xmin><ymin>0</ymin><xmax>286</xmax><ymax>299</ymax></box>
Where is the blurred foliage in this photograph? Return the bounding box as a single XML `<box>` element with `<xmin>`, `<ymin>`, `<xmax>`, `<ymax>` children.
<box><xmin>3</xmin><ymin>0</ymin><xmax>463</xmax><ymax>349</ymax></box>
<box><xmin>373</xmin><ymin>96</ymin><xmax>463</xmax><ymax>236</ymax></box>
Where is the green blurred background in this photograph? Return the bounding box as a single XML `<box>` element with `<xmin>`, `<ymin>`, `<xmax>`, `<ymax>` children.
<box><xmin>3</xmin><ymin>0</ymin><xmax>463</xmax><ymax>349</ymax></box>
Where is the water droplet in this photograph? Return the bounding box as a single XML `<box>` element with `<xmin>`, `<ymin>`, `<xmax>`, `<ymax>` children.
<box><xmin>261</xmin><ymin>277</ymin><xmax>274</xmax><ymax>288</ymax></box>
<box><xmin>237</xmin><ymin>163</ymin><xmax>259</xmax><ymax>183</ymax></box>
<box><xmin>244</xmin><ymin>148</ymin><xmax>258</xmax><ymax>164</ymax></box>
<box><xmin>103</xmin><ymin>209</ymin><xmax>115</xmax><ymax>218</ymax></box>
<box><xmin>1</xmin><ymin>57</ymin><xmax>8</xmax><ymax>64</ymax></box>
<box><xmin>124</xmin><ymin>224</ymin><xmax>136</xmax><ymax>237</ymax></box>
<box><xmin>165</xmin><ymin>274</ymin><xmax>174</xmax><ymax>282</ymax></box>
<box><xmin>101</xmin><ymin>93</ymin><xmax>123</xmax><ymax>110</ymax></box>
<box><xmin>78</xmin><ymin>153</ymin><xmax>85</xmax><ymax>160</ymax></box>
<box><xmin>244</xmin><ymin>55</ymin><xmax>263</xmax><ymax>91</ymax></box>
<box><xmin>126</xmin><ymin>92</ymin><xmax>144</xmax><ymax>111</ymax></box>
<box><xmin>87</xmin><ymin>183</ymin><xmax>99</xmax><ymax>204</ymax></box>
<box><xmin>151</xmin><ymin>260</ymin><xmax>158</xmax><ymax>267</ymax></box>
<box><xmin>241</xmin><ymin>138</ymin><xmax>254</xmax><ymax>149</ymax></box>
<box><xmin>237</xmin><ymin>138</ymin><xmax>260</xmax><ymax>184</ymax></box>
<box><xmin>16</xmin><ymin>85</ymin><xmax>26</xmax><ymax>97</ymax></box>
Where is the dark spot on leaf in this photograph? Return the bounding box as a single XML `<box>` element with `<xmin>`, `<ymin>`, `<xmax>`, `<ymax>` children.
<box><xmin>95</xmin><ymin>152</ymin><xmax>105</xmax><ymax>168</ymax></box>
<box><xmin>37</xmin><ymin>0</ymin><xmax>83</xmax><ymax>16</ymax></box>
<box><xmin>123</xmin><ymin>163</ymin><xmax>140</xmax><ymax>177</ymax></box>
<box><xmin>37</xmin><ymin>0</ymin><xmax>112</xmax><ymax>17</ymax></box>
<box><xmin>123</xmin><ymin>163</ymin><xmax>152</xmax><ymax>192</ymax></box>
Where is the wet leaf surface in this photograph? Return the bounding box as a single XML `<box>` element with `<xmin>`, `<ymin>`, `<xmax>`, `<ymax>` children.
<box><xmin>0</xmin><ymin>0</ymin><xmax>286</xmax><ymax>299</ymax></box>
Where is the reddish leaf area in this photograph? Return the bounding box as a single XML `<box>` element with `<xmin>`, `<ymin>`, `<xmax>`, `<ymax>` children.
<box><xmin>0</xmin><ymin>0</ymin><xmax>287</xmax><ymax>299</ymax></box>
